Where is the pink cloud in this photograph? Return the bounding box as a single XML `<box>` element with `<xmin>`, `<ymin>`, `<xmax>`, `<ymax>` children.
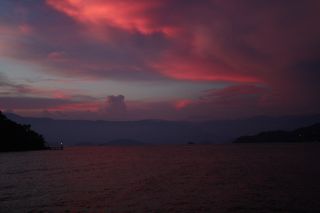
<box><xmin>1</xmin><ymin>0</ymin><xmax>320</xmax><ymax>120</ymax></box>
<box><xmin>151</xmin><ymin>55</ymin><xmax>260</xmax><ymax>83</ymax></box>
<box><xmin>175</xmin><ymin>99</ymin><xmax>192</xmax><ymax>110</ymax></box>
<box><xmin>46</xmin><ymin>0</ymin><xmax>174</xmax><ymax>35</ymax></box>
<box><xmin>3</xmin><ymin>1</ymin><xmax>319</xmax><ymax>85</ymax></box>
<box><xmin>47</xmin><ymin>101</ymin><xmax>101</xmax><ymax>112</ymax></box>
<box><xmin>18</xmin><ymin>24</ymin><xmax>33</xmax><ymax>35</ymax></box>
<box><xmin>47</xmin><ymin>51</ymin><xmax>67</xmax><ymax>61</ymax></box>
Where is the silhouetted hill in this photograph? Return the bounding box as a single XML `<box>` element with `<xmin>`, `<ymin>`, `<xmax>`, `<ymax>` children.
<box><xmin>234</xmin><ymin>123</ymin><xmax>320</xmax><ymax>143</ymax></box>
<box><xmin>0</xmin><ymin>112</ymin><xmax>47</xmax><ymax>152</ymax></box>
<box><xmin>5</xmin><ymin>113</ymin><xmax>320</xmax><ymax>145</ymax></box>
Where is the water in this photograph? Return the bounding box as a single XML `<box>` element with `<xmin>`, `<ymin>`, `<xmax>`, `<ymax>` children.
<box><xmin>1</xmin><ymin>144</ymin><xmax>320</xmax><ymax>212</ymax></box>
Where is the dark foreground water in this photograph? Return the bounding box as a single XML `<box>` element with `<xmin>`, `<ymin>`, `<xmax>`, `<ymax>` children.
<box><xmin>1</xmin><ymin>144</ymin><xmax>320</xmax><ymax>212</ymax></box>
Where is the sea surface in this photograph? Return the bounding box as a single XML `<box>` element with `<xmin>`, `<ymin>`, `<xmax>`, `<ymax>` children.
<box><xmin>1</xmin><ymin>144</ymin><xmax>320</xmax><ymax>212</ymax></box>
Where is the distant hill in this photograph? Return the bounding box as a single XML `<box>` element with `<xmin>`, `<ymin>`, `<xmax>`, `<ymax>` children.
<box><xmin>0</xmin><ymin>111</ymin><xmax>47</xmax><ymax>152</ymax></box>
<box><xmin>5</xmin><ymin>113</ymin><xmax>320</xmax><ymax>145</ymax></box>
<box><xmin>234</xmin><ymin>123</ymin><xmax>320</xmax><ymax>143</ymax></box>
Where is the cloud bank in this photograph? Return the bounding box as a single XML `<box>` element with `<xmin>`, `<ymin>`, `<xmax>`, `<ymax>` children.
<box><xmin>0</xmin><ymin>0</ymin><xmax>320</xmax><ymax>120</ymax></box>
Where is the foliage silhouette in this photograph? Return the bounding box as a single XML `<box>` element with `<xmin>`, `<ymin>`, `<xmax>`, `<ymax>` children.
<box><xmin>234</xmin><ymin>123</ymin><xmax>320</xmax><ymax>143</ymax></box>
<box><xmin>0</xmin><ymin>111</ymin><xmax>47</xmax><ymax>152</ymax></box>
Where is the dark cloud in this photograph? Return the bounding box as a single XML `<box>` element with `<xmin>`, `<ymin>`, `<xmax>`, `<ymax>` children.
<box><xmin>0</xmin><ymin>96</ymin><xmax>71</xmax><ymax>110</ymax></box>
<box><xmin>0</xmin><ymin>73</ymin><xmax>32</xmax><ymax>95</ymax></box>
<box><xmin>106</xmin><ymin>95</ymin><xmax>127</xmax><ymax>116</ymax></box>
<box><xmin>201</xmin><ymin>85</ymin><xmax>269</xmax><ymax>105</ymax></box>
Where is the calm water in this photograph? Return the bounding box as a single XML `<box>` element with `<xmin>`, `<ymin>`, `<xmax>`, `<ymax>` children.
<box><xmin>1</xmin><ymin>144</ymin><xmax>320</xmax><ymax>212</ymax></box>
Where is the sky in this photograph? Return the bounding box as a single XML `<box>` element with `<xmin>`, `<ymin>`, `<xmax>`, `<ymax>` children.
<box><xmin>0</xmin><ymin>0</ymin><xmax>320</xmax><ymax>120</ymax></box>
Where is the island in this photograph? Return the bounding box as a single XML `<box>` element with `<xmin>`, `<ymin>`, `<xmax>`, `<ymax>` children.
<box><xmin>234</xmin><ymin>123</ymin><xmax>320</xmax><ymax>143</ymax></box>
<box><xmin>0</xmin><ymin>111</ymin><xmax>47</xmax><ymax>152</ymax></box>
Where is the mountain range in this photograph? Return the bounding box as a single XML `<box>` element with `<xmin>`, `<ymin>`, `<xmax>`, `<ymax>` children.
<box><xmin>5</xmin><ymin>113</ymin><xmax>320</xmax><ymax>146</ymax></box>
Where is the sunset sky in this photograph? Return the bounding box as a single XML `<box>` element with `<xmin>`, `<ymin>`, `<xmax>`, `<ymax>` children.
<box><xmin>0</xmin><ymin>0</ymin><xmax>320</xmax><ymax>120</ymax></box>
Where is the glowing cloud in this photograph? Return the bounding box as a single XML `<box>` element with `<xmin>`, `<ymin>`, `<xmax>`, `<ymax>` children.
<box><xmin>175</xmin><ymin>99</ymin><xmax>192</xmax><ymax>110</ymax></box>
<box><xmin>46</xmin><ymin>0</ymin><xmax>171</xmax><ymax>35</ymax></box>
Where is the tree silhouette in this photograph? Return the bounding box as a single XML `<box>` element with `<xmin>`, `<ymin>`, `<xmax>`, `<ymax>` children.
<box><xmin>234</xmin><ymin>123</ymin><xmax>320</xmax><ymax>143</ymax></box>
<box><xmin>0</xmin><ymin>111</ymin><xmax>47</xmax><ymax>152</ymax></box>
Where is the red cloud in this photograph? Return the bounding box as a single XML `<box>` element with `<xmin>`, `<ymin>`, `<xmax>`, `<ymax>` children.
<box><xmin>47</xmin><ymin>51</ymin><xmax>67</xmax><ymax>62</ymax></box>
<box><xmin>46</xmin><ymin>0</ymin><xmax>174</xmax><ymax>35</ymax></box>
<box><xmin>47</xmin><ymin>101</ymin><xmax>101</xmax><ymax>112</ymax></box>
<box><xmin>18</xmin><ymin>24</ymin><xmax>33</xmax><ymax>35</ymax></box>
<box><xmin>175</xmin><ymin>99</ymin><xmax>192</xmax><ymax>110</ymax></box>
<box><xmin>4</xmin><ymin>0</ymin><xmax>269</xmax><ymax>84</ymax></box>
<box><xmin>152</xmin><ymin>57</ymin><xmax>260</xmax><ymax>83</ymax></box>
